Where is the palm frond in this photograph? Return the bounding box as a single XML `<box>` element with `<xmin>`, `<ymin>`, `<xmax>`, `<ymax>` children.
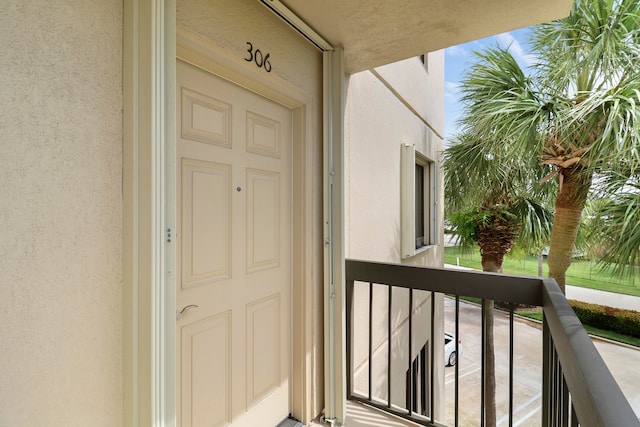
<box><xmin>457</xmin><ymin>46</ymin><xmax>548</xmax><ymax>154</ymax></box>
<box><xmin>590</xmin><ymin>180</ymin><xmax>640</xmax><ymax>277</ymax></box>
<box><xmin>511</xmin><ymin>197</ymin><xmax>554</xmax><ymax>250</ymax></box>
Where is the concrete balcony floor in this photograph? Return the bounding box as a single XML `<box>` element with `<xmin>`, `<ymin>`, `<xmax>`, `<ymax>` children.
<box><xmin>308</xmin><ymin>401</ymin><xmax>422</xmax><ymax>427</ymax></box>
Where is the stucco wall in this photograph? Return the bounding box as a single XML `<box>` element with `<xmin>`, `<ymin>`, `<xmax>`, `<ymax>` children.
<box><xmin>345</xmin><ymin>55</ymin><xmax>446</xmax><ymax>419</ymax></box>
<box><xmin>0</xmin><ymin>1</ymin><xmax>122</xmax><ymax>425</ymax></box>
<box><xmin>373</xmin><ymin>53</ymin><xmax>445</xmax><ymax>138</ymax></box>
<box><xmin>344</xmin><ymin>56</ymin><xmax>445</xmax><ymax>267</ymax></box>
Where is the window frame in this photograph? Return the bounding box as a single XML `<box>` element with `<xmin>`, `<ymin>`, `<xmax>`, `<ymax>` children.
<box><xmin>401</xmin><ymin>143</ymin><xmax>438</xmax><ymax>258</ymax></box>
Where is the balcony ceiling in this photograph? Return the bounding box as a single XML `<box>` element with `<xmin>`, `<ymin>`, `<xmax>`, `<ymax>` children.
<box><xmin>280</xmin><ymin>0</ymin><xmax>573</xmax><ymax>73</ymax></box>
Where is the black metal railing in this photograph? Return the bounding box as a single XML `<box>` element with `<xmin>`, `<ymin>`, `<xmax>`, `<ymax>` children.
<box><xmin>345</xmin><ymin>259</ymin><xmax>639</xmax><ymax>427</ymax></box>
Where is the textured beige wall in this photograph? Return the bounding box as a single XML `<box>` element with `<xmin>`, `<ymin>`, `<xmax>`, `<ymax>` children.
<box><xmin>373</xmin><ymin>53</ymin><xmax>445</xmax><ymax>138</ymax></box>
<box><xmin>345</xmin><ymin>56</ymin><xmax>446</xmax><ymax>419</ymax></box>
<box><xmin>0</xmin><ymin>1</ymin><xmax>123</xmax><ymax>425</ymax></box>
<box><xmin>344</xmin><ymin>56</ymin><xmax>444</xmax><ymax>267</ymax></box>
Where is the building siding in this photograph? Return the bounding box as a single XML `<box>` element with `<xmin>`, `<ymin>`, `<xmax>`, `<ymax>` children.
<box><xmin>0</xmin><ymin>1</ymin><xmax>123</xmax><ymax>425</ymax></box>
<box><xmin>344</xmin><ymin>54</ymin><xmax>446</xmax><ymax>418</ymax></box>
<box><xmin>345</xmin><ymin>55</ymin><xmax>444</xmax><ymax>266</ymax></box>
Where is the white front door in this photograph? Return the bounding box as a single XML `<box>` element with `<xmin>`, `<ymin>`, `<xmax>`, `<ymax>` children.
<box><xmin>176</xmin><ymin>59</ymin><xmax>292</xmax><ymax>427</ymax></box>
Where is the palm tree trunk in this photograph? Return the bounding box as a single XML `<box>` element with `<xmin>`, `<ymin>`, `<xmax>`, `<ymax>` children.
<box><xmin>476</xmin><ymin>215</ymin><xmax>519</xmax><ymax>427</ymax></box>
<box><xmin>538</xmin><ymin>251</ymin><xmax>543</xmax><ymax>277</ymax></box>
<box><xmin>480</xmin><ymin>256</ymin><xmax>500</xmax><ymax>427</ymax></box>
<box><xmin>483</xmin><ymin>299</ymin><xmax>496</xmax><ymax>427</ymax></box>
<box><xmin>547</xmin><ymin>169</ymin><xmax>591</xmax><ymax>292</ymax></box>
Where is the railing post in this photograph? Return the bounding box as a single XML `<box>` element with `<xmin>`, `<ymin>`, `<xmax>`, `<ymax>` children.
<box><xmin>407</xmin><ymin>289</ymin><xmax>414</xmax><ymax>417</ymax></box>
<box><xmin>509</xmin><ymin>306</ymin><xmax>514</xmax><ymax>427</ymax></box>
<box><xmin>481</xmin><ymin>299</ymin><xmax>486</xmax><ymax>427</ymax></box>
<box><xmin>345</xmin><ymin>277</ymin><xmax>354</xmax><ymax>401</ymax></box>
<box><xmin>454</xmin><ymin>296</ymin><xmax>460</xmax><ymax>427</ymax></box>
<box><xmin>368</xmin><ymin>282</ymin><xmax>373</xmax><ymax>401</ymax></box>
<box><xmin>387</xmin><ymin>284</ymin><xmax>392</xmax><ymax>409</ymax></box>
<box><xmin>430</xmin><ymin>292</ymin><xmax>435</xmax><ymax>423</ymax></box>
<box><xmin>542</xmin><ymin>317</ymin><xmax>550</xmax><ymax>427</ymax></box>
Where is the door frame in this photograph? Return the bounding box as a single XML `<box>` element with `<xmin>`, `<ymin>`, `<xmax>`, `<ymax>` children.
<box><xmin>124</xmin><ymin>1</ymin><xmax>321</xmax><ymax>425</ymax></box>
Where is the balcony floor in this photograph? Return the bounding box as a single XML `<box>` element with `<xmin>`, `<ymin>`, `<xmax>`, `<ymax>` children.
<box><xmin>309</xmin><ymin>401</ymin><xmax>422</xmax><ymax>427</ymax></box>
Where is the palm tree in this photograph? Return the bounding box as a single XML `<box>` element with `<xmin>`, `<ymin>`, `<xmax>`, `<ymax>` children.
<box><xmin>457</xmin><ymin>0</ymin><xmax>640</xmax><ymax>292</ymax></box>
<box><xmin>445</xmin><ymin>133</ymin><xmax>554</xmax><ymax>270</ymax></box>
<box><xmin>444</xmin><ymin>133</ymin><xmax>553</xmax><ymax>427</ymax></box>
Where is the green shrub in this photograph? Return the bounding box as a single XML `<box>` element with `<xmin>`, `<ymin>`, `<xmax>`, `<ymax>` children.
<box><xmin>569</xmin><ymin>300</ymin><xmax>640</xmax><ymax>338</ymax></box>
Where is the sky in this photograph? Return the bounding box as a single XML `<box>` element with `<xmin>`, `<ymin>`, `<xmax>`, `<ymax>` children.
<box><xmin>444</xmin><ymin>27</ymin><xmax>535</xmax><ymax>142</ymax></box>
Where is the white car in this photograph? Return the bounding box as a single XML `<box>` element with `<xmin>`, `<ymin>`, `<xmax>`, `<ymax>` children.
<box><xmin>445</xmin><ymin>332</ymin><xmax>462</xmax><ymax>366</ymax></box>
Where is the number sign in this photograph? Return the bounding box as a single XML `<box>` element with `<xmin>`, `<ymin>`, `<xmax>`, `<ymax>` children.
<box><xmin>245</xmin><ymin>42</ymin><xmax>272</xmax><ymax>73</ymax></box>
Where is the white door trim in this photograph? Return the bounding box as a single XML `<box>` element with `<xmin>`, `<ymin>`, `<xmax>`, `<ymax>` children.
<box><xmin>123</xmin><ymin>0</ymin><xmax>176</xmax><ymax>425</ymax></box>
<box><xmin>322</xmin><ymin>48</ymin><xmax>346</xmax><ymax>425</ymax></box>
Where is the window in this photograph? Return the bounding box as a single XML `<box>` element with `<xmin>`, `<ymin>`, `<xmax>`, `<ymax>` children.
<box><xmin>419</xmin><ymin>53</ymin><xmax>429</xmax><ymax>72</ymax></box>
<box><xmin>401</xmin><ymin>144</ymin><xmax>437</xmax><ymax>258</ymax></box>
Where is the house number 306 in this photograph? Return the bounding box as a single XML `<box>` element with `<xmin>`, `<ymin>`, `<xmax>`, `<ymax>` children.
<box><xmin>245</xmin><ymin>42</ymin><xmax>272</xmax><ymax>72</ymax></box>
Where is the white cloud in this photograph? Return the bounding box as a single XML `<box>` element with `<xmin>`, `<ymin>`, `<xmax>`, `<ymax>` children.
<box><xmin>445</xmin><ymin>44</ymin><xmax>469</xmax><ymax>57</ymax></box>
<box><xmin>494</xmin><ymin>32</ymin><xmax>536</xmax><ymax>67</ymax></box>
<box><xmin>444</xmin><ymin>81</ymin><xmax>460</xmax><ymax>102</ymax></box>
<box><xmin>445</xmin><ymin>81</ymin><xmax>460</xmax><ymax>92</ymax></box>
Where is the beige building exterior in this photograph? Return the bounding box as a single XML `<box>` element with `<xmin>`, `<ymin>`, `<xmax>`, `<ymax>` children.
<box><xmin>1</xmin><ymin>1</ymin><xmax>124</xmax><ymax>424</ymax></box>
<box><xmin>345</xmin><ymin>56</ymin><xmax>444</xmax><ymax>265</ymax></box>
<box><xmin>0</xmin><ymin>0</ymin><xmax>572</xmax><ymax>426</ymax></box>
<box><xmin>345</xmin><ymin>54</ymin><xmax>447</xmax><ymax>418</ymax></box>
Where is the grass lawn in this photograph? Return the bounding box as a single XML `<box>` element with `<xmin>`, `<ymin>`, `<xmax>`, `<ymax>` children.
<box><xmin>444</xmin><ymin>245</ymin><xmax>640</xmax><ymax>297</ymax></box>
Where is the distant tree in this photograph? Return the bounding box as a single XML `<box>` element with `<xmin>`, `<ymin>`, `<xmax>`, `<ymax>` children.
<box><xmin>445</xmin><ymin>133</ymin><xmax>554</xmax><ymax>268</ymax></box>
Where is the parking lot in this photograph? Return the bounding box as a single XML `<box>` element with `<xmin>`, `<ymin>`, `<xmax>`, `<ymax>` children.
<box><xmin>443</xmin><ymin>297</ymin><xmax>640</xmax><ymax>426</ymax></box>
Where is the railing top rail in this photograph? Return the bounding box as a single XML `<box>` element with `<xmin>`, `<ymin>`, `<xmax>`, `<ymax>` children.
<box><xmin>542</xmin><ymin>279</ymin><xmax>640</xmax><ymax>427</ymax></box>
<box><xmin>346</xmin><ymin>259</ymin><xmax>543</xmax><ymax>306</ymax></box>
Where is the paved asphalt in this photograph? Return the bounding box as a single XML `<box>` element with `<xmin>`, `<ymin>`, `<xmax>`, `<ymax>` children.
<box><xmin>443</xmin><ymin>298</ymin><xmax>640</xmax><ymax>426</ymax></box>
<box><xmin>566</xmin><ymin>285</ymin><xmax>640</xmax><ymax>311</ymax></box>
<box><xmin>442</xmin><ymin>262</ymin><xmax>639</xmax><ymax>425</ymax></box>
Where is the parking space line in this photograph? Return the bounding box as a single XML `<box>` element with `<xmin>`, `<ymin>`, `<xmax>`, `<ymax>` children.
<box><xmin>497</xmin><ymin>392</ymin><xmax>542</xmax><ymax>426</ymax></box>
<box><xmin>445</xmin><ymin>366</ymin><xmax>481</xmax><ymax>385</ymax></box>
<box><xmin>444</xmin><ymin>364</ymin><xmax>476</xmax><ymax>380</ymax></box>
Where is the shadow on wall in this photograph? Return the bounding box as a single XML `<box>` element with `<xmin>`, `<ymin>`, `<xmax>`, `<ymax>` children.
<box><xmin>391</xmin><ymin>220</ymin><xmax>401</xmax><ymax>261</ymax></box>
<box><xmin>351</xmin><ymin>283</ymin><xmax>433</xmax><ymax>408</ymax></box>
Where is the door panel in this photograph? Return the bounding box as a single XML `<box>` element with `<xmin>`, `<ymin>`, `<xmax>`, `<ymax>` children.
<box><xmin>246</xmin><ymin>168</ymin><xmax>280</xmax><ymax>272</ymax></box>
<box><xmin>177</xmin><ymin>59</ymin><xmax>292</xmax><ymax>427</ymax></box>
<box><xmin>180</xmin><ymin>311</ymin><xmax>231</xmax><ymax>426</ymax></box>
<box><xmin>181</xmin><ymin>159</ymin><xmax>232</xmax><ymax>287</ymax></box>
<box><xmin>181</xmin><ymin>87</ymin><xmax>232</xmax><ymax>148</ymax></box>
<box><xmin>246</xmin><ymin>294</ymin><xmax>281</xmax><ymax>408</ymax></box>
